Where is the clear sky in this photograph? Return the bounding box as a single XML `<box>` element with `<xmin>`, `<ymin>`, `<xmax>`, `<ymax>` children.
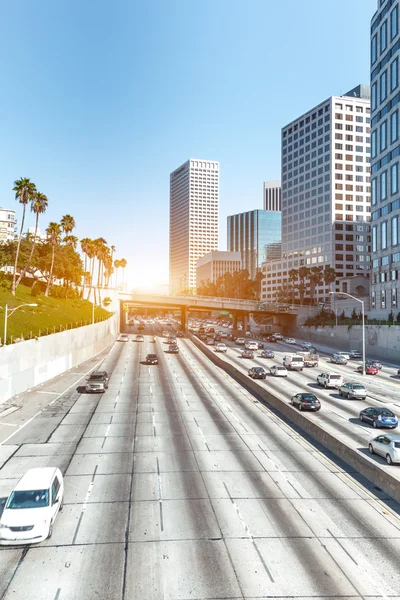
<box><xmin>0</xmin><ymin>0</ymin><xmax>377</xmax><ymax>289</ymax></box>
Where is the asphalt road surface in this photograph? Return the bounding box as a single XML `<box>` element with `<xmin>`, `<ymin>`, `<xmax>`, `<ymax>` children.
<box><xmin>0</xmin><ymin>325</ymin><xmax>400</xmax><ymax>599</ymax></box>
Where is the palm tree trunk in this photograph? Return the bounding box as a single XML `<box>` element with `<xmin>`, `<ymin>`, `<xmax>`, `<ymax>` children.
<box><xmin>115</xmin><ymin>268</ymin><xmax>119</xmax><ymax>289</ymax></box>
<box><xmin>16</xmin><ymin>213</ymin><xmax>39</xmax><ymax>288</ymax></box>
<box><xmin>45</xmin><ymin>245</ymin><xmax>55</xmax><ymax>297</ymax></box>
<box><xmin>11</xmin><ymin>205</ymin><xmax>27</xmax><ymax>295</ymax></box>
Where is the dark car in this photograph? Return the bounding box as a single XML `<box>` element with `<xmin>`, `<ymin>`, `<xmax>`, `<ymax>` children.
<box><xmin>265</xmin><ymin>335</ymin><xmax>277</xmax><ymax>343</ymax></box>
<box><xmin>198</xmin><ymin>334</ymin><xmax>207</xmax><ymax>341</ymax></box>
<box><xmin>176</xmin><ymin>331</ymin><xmax>184</xmax><ymax>338</ymax></box>
<box><xmin>257</xmin><ymin>342</ymin><xmax>264</xmax><ymax>349</ymax></box>
<box><xmin>228</xmin><ymin>334</ymin><xmax>237</xmax><ymax>341</ymax></box>
<box><xmin>214</xmin><ymin>335</ymin><xmax>222</xmax><ymax>342</ymax></box>
<box><xmin>248</xmin><ymin>366</ymin><xmax>267</xmax><ymax>379</ymax></box>
<box><xmin>241</xmin><ymin>350</ymin><xmax>254</xmax><ymax>359</ymax></box>
<box><xmin>145</xmin><ymin>354</ymin><xmax>159</xmax><ymax>365</ymax></box>
<box><xmin>366</xmin><ymin>359</ymin><xmax>383</xmax><ymax>370</ymax></box>
<box><xmin>349</xmin><ymin>350</ymin><xmax>362</xmax><ymax>359</ymax></box>
<box><xmin>359</xmin><ymin>407</ymin><xmax>398</xmax><ymax>428</ymax></box>
<box><xmin>260</xmin><ymin>349</ymin><xmax>275</xmax><ymax>358</ymax></box>
<box><xmin>138</xmin><ymin>324</ymin><xmax>145</xmax><ymax>331</ymax></box>
<box><xmin>291</xmin><ymin>393</ymin><xmax>321</xmax><ymax>411</ymax></box>
<box><xmin>167</xmin><ymin>344</ymin><xmax>179</xmax><ymax>353</ymax></box>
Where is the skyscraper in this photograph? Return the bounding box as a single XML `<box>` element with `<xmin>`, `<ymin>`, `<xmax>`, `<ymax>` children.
<box><xmin>227</xmin><ymin>209</ymin><xmax>282</xmax><ymax>280</ymax></box>
<box><xmin>370</xmin><ymin>0</ymin><xmax>400</xmax><ymax>315</ymax></box>
<box><xmin>263</xmin><ymin>181</ymin><xmax>281</xmax><ymax>211</ymax></box>
<box><xmin>262</xmin><ymin>86</ymin><xmax>372</xmax><ymax>302</ymax></box>
<box><xmin>169</xmin><ymin>159</ymin><xmax>219</xmax><ymax>294</ymax></box>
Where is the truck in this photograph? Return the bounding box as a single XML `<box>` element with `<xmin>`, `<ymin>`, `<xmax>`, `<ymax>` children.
<box><xmin>302</xmin><ymin>352</ymin><xmax>319</xmax><ymax>367</ymax></box>
<box><xmin>283</xmin><ymin>354</ymin><xmax>304</xmax><ymax>371</ymax></box>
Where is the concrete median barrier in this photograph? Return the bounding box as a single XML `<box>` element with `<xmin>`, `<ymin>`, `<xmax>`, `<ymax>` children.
<box><xmin>190</xmin><ymin>333</ymin><xmax>400</xmax><ymax>505</ymax></box>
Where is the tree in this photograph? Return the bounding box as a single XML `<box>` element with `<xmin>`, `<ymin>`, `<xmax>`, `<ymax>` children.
<box><xmin>351</xmin><ymin>307</ymin><xmax>358</xmax><ymax>320</ymax></box>
<box><xmin>388</xmin><ymin>310</ymin><xmax>394</xmax><ymax>323</ymax></box>
<box><xmin>309</xmin><ymin>266</ymin><xmax>324</xmax><ymax>304</ymax></box>
<box><xmin>11</xmin><ymin>177</ymin><xmax>37</xmax><ymax>294</ymax></box>
<box><xmin>288</xmin><ymin>269</ymin><xmax>298</xmax><ymax>305</ymax></box>
<box><xmin>60</xmin><ymin>214</ymin><xmax>76</xmax><ymax>237</ymax></box>
<box><xmin>63</xmin><ymin>235</ymin><xmax>79</xmax><ymax>249</ymax></box>
<box><xmin>45</xmin><ymin>222</ymin><xmax>62</xmax><ymax>296</ymax></box>
<box><xmin>323</xmin><ymin>266</ymin><xmax>336</xmax><ymax>291</ymax></box>
<box><xmin>86</xmin><ymin>239</ymin><xmax>97</xmax><ymax>301</ymax></box>
<box><xmin>298</xmin><ymin>266</ymin><xmax>310</xmax><ymax>305</ymax></box>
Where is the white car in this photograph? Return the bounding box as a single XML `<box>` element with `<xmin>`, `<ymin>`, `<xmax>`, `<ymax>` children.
<box><xmin>337</xmin><ymin>351</ymin><xmax>350</xmax><ymax>361</ymax></box>
<box><xmin>119</xmin><ymin>334</ymin><xmax>129</xmax><ymax>342</ymax></box>
<box><xmin>245</xmin><ymin>341</ymin><xmax>259</xmax><ymax>351</ymax></box>
<box><xmin>270</xmin><ymin>365</ymin><xmax>288</xmax><ymax>377</ymax></box>
<box><xmin>273</xmin><ymin>333</ymin><xmax>283</xmax><ymax>340</ymax></box>
<box><xmin>0</xmin><ymin>468</ymin><xmax>64</xmax><ymax>545</ymax></box>
<box><xmin>285</xmin><ymin>338</ymin><xmax>296</xmax><ymax>344</ymax></box>
<box><xmin>220</xmin><ymin>332</ymin><xmax>228</xmax><ymax>338</ymax></box>
<box><xmin>236</xmin><ymin>338</ymin><xmax>245</xmax><ymax>345</ymax></box>
<box><xmin>206</xmin><ymin>338</ymin><xmax>215</xmax><ymax>346</ymax></box>
<box><xmin>369</xmin><ymin>433</ymin><xmax>400</xmax><ymax>465</ymax></box>
<box><xmin>317</xmin><ymin>372</ymin><xmax>344</xmax><ymax>389</ymax></box>
<box><xmin>215</xmin><ymin>343</ymin><xmax>227</xmax><ymax>353</ymax></box>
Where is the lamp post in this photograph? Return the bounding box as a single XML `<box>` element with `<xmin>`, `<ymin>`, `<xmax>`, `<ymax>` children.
<box><xmin>329</xmin><ymin>291</ymin><xmax>365</xmax><ymax>375</ymax></box>
<box><xmin>2</xmin><ymin>303</ymin><xmax>38</xmax><ymax>346</ymax></box>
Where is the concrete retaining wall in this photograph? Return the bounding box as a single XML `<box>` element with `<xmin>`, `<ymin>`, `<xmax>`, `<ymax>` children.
<box><xmin>297</xmin><ymin>324</ymin><xmax>400</xmax><ymax>362</ymax></box>
<box><xmin>0</xmin><ymin>315</ymin><xmax>119</xmax><ymax>404</ymax></box>
<box><xmin>190</xmin><ymin>334</ymin><xmax>400</xmax><ymax>505</ymax></box>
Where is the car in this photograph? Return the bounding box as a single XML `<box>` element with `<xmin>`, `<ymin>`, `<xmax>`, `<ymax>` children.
<box><xmin>198</xmin><ymin>334</ymin><xmax>208</xmax><ymax>341</ymax></box>
<box><xmin>166</xmin><ymin>337</ymin><xmax>177</xmax><ymax>344</ymax></box>
<box><xmin>291</xmin><ymin>393</ymin><xmax>321</xmax><ymax>411</ymax></box>
<box><xmin>360</xmin><ymin>407</ymin><xmax>398</xmax><ymax>428</ymax></box>
<box><xmin>138</xmin><ymin>324</ymin><xmax>145</xmax><ymax>331</ymax></box>
<box><xmin>366</xmin><ymin>359</ymin><xmax>383</xmax><ymax>370</ymax></box>
<box><xmin>215</xmin><ymin>343</ymin><xmax>227</xmax><ymax>353</ymax></box>
<box><xmin>335</xmin><ymin>351</ymin><xmax>350</xmax><ymax>361</ymax></box>
<box><xmin>265</xmin><ymin>335</ymin><xmax>277</xmax><ymax>343</ymax></box>
<box><xmin>248</xmin><ymin>367</ymin><xmax>267</xmax><ymax>379</ymax></box>
<box><xmin>236</xmin><ymin>338</ymin><xmax>245</xmax><ymax>345</ymax></box>
<box><xmin>257</xmin><ymin>342</ymin><xmax>265</xmax><ymax>349</ymax></box>
<box><xmin>368</xmin><ymin>433</ymin><xmax>400</xmax><ymax>464</ymax></box>
<box><xmin>214</xmin><ymin>335</ymin><xmax>222</xmax><ymax>342</ymax></box>
<box><xmin>338</xmin><ymin>382</ymin><xmax>367</xmax><ymax>399</ymax></box>
<box><xmin>285</xmin><ymin>338</ymin><xmax>296</xmax><ymax>344</ymax></box>
<box><xmin>145</xmin><ymin>354</ymin><xmax>158</xmax><ymax>365</ymax></box>
<box><xmin>331</xmin><ymin>353</ymin><xmax>348</xmax><ymax>365</ymax></box>
<box><xmin>260</xmin><ymin>349</ymin><xmax>275</xmax><ymax>358</ymax></box>
<box><xmin>85</xmin><ymin>370</ymin><xmax>109</xmax><ymax>393</ymax></box>
<box><xmin>135</xmin><ymin>335</ymin><xmax>144</xmax><ymax>342</ymax></box>
<box><xmin>118</xmin><ymin>334</ymin><xmax>129</xmax><ymax>342</ymax></box>
<box><xmin>206</xmin><ymin>338</ymin><xmax>215</xmax><ymax>346</ymax></box>
<box><xmin>348</xmin><ymin>350</ymin><xmax>362</xmax><ymax>359</ymax></box>
<box><xmin>317</xmin><ymin>372</ymin><xmax>344</xmax><ymax>389</ymax></box>
<box><xmin>357</xmin><ymin>364</ymin><xmax>379</xmax><ymax>375</ymax></box>
<box><xmin>301</xmin><ymin>342</ymin><xmax>312</xmax><ymax>350</ymax></box>
<box><xmin>245</xmin><ymin>342</ymin><xmax>259</xmax><ymax>351</ymax></box>
<box><xmin>162</xmin><ymin>331</ymin><xmax>170</xmax><ymax>338</ymax></box>
<box><xmin>241</xmin><ymin>350</ymin><xmax>254</xmax><ymax>359</ymax></box>
<box><xmin>167</xmin><ymin>344</ymin><xmax>179</xmax><ymax>353</ymax></box>
<box><xmin>0</xmin><ymin>468</ymin><xmax>64</xmax><ymax>545</ymax></box>
<box><xmin>270</xmin><ymin>365</ymin><xmax>288</xmax><ymax>377</ymax></box>
<box><xmin>273</xmin><ymin>333</ymin><xmax>283</xmax><ymax>340</ymax></box>
<box><xmin>220</xmin><ymin>332</ymin><xmax>228</xmax><ymax>338</ymax></box>
<box><xmin>176</xmin><ymin>331</ymin><xmax>184</xmax><ymax>338</ymax></box>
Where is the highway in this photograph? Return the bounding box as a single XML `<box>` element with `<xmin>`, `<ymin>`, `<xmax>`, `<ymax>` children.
<box><xmin>0</xmin><ymin>322</ymin><xmax>400</xmax><ymax>599</ymax></box>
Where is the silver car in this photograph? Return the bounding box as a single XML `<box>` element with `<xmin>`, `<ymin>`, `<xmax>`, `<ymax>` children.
<box><xmin>368</xmin><ymin>433</ymin><xmax>400</xmax><ymax>465</ymax></box>
<box><xmin>339</xmin><ymin>382</ymin><xmax>367</xmax><ymax>400</ymax></box>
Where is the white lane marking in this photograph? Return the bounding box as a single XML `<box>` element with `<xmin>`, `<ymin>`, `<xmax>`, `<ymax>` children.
<box><xmin>0</xmin><ymin>422</ymin><xmax>18</xmax><ymax>428</ymax></box>
<box><xmin>104</xmin><ymin>424</ymin><xmax>111</xmax><ymax>438</ymax></box>
<box><xmin>0</xmin><ymin>348</ymin><xmax>114</xmax><ymax>447</ymax></box>
<box><xmin>150</xmin><ymin>385</ymin><xmax>153</xmax><ymax>395</ymax></box>
<box><xmin>36</xmin><ymin>391</ymin><xmax>59</xmax><ymax>395</ymax></box>
<box><xmin>82</xmin><ymin>481</ymin><xmax>94</xmax><ymax>512</ymax></box>
<box><xmin>152</xmin><ymin>413</ymin><xmax>156</xmax><ymax>429</ymax></box>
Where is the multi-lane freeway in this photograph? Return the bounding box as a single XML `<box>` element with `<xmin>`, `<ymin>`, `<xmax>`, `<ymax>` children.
<box><xmin>0</xmin><ymin>321</ymin><xmax>400</xmax><ymax>599</ymax></box>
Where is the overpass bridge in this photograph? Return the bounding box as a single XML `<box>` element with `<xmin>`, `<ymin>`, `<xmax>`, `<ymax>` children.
<box><xmin>117</xmin><ymin>292</ymin><xmax>299</xmax><ymax>333</ymax></box>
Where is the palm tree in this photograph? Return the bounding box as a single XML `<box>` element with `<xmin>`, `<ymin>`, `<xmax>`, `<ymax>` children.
<box><xmin>119</xmin><ymin>258</ymin><xmax>127</xmax><ymax>289</ymax></box>
<box><xmin>323</xmin><ymin>266</ymin><xmax>337</xmax><ymax>295</ymax></box>
<box><xmin>60</xmin><ymin>214</ymin><xmax>76</xmax><ymax>237</ymax></box>
<box><xmin>114</xmin><ymin>259</ymin><xmax>121</xmax><ymax>289</ymax></box>
<box><xmin>45</xmin><ymin>222</ymin><xmax>62</xmax><ymax>296</ymax></box>
<box><xmin>309</xmin><ymin>266</ymin><xmax>324</xmax><ymax>304</ymax></box>
<box><xmin>11</xmin><ymin>177</ymin><xmax>37</xmax><ymax>294</ymax></box>
<box><xmin>288</xmin><ymin>268</ymin><xmax>298</xmax><ymax>305</ymax></box>
<box><xmin>298</xmin><ymin>266</ymin><xmax>310</xmax><ymax>306</ymax></box>
<box><xmin>64</xmin><ymin>235</ymin><xmax>79</xmax><ymax>249</ymax></box>
<box><xmin>80</xmin><ymin>237</ymin><xmax>91</xmax><ymax>299</ymax></box>
<box><xmin>16</xmin><ymin>190</ymin><xmax>48</xmax><ymax>287</ymax></box>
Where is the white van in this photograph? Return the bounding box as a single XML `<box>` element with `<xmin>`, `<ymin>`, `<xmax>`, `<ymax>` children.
<box><xmin>283</xmin><ymin>354</ymin><xmax>304</xmax><ymax>371</ymax></box>
<box><xmin>0</xmin><ymin>467</ymin><xmax>64</xmax><ymax>545</ymax></box>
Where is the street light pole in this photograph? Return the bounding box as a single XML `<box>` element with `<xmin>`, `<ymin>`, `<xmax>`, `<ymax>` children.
<box><xmin>2</xmin><ymin>303</ymin><xmax>38</xmax><ymax>346</ymax></box>
<box><xmin>329</xmin><ymin>291</ymin><xmax>365</xmax><ymax>376</ymax></box>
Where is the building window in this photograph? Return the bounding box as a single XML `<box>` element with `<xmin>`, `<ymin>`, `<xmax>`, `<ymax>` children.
<box><xmin>391</xmin><ymin>110</ymin><xmax>398</xmax><ymax>143</ymax></box>
<box><xmin>372</xmin><ymin>82</ymin><xmax>378</xmax><ymax>112</ymax></box>
<box><xmin>372</xmin><ymin>34</ymin><xmax>378</xmax><ymax>63</ymax></box>
<box><xmin>392</xmin><ymin>215</ymin><xmax>398</xmax><ymax>246</ymax></box>
<box><xmin>381</xmin><ymin>20</ymin><xmax>388</xmax><ymax>53</ymax></box>
<box><xmin>391</xmin><ymin>5</ymin><xmax>398</xmax><ymax>40</ymax></box>
<box><xmin>380</xmin><ymin>120</ymin><xmax>387</xmax><ymax>152</ymax></box>
<box><xmin>381</xmin><ymin>170</ymin><xmax>388</xmax><ymax>201</ymax></box>
<box><xmin>372</xmin><ymin>177</ymin><xmax>377</xmax><ymax>205</ymax></box>
<box><xmin>372</xmin><ymin>225</ymin><xmax>377</xmax><ymax>252</ymax></box>
<box><xmin>380</xmin><ymin>71</ymin><xmax>387</xmax><ymax>103</ymax></box>
<box><xmin>382</xmin><ymin>290</ymin><xmax>386</xmax><ymax>309</ymax></box>
<box><xmin>391</xmin><ymin>57</ymin><xmax>399</xmax><ymax>92</ymax></box>
<box><xmin>382</xmin><ymin>221</ymin><xmax>388</xmax><ymax>250</ymax></box>
<box><xmin>371</xmin><ymin>130</ymin><xmax>377</xmax><ymax>158</ymax></box>
<box><xmin>391</xmin><ymin>163</ymin><xmax>399</xmax><ymax>194</ymax></box>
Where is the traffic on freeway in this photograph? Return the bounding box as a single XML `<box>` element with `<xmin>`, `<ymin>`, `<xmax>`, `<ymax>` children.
<box><xmin>0</xmin><ymin>317</ymin><xmax>400</xmax><ymax>599</ymax></box>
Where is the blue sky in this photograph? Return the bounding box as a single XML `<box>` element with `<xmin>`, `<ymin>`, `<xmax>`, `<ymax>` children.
<box><xmin>0</xmin><ymin>0</ymin><xmax>377</xmax><ymax>288</ymax></box>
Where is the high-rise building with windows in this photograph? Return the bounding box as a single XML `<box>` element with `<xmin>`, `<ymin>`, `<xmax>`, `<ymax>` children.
<box><xmin>0</xmin><ymin>208</ymin><xmax>17</xmax><ymax>243</ymax></box>
<box><xmin>263</xmin><ymin>181</ymin><xmax>281</xmax><ymax>211</ymax></box>
<box><xmin>169</xmin><ymin>158</ymin><xmax>219</xmax><ymax>294</ymax></box>
<box><xmin>261</xmin><ymin>86</ymin><xmax>372</xmax><ymax>303</ymax></box>
<box><xmin>196</xmin><ymin>251</ymin><xmax>241</xmax><ymax>290</ymax></box>
<box><xmin>370</xmin><ymin>0</ymin><xmax>400</xmax><ymax>315</ymax></box>
<box><xmin>227</xmin><ymin>209</ymin><xmax>282</xmax><ymax>280</ymax></box>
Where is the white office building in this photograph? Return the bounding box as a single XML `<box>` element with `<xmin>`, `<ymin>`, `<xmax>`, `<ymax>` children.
<box><xmin>262</xmin><ymin>86</ymin><xmax>372</xmax><ymax>303</ymax></box>
<box><xmin>0</xmin><ymin>208</ymin><xmax>17</xmax><ymax>242</ymax></box>
<box><xmin>370</xmin><ymin>0</ymin><xmax>400</xmax><ymax>316</ymax></box>
<box><xmin>196</xmin><ymin>251</ymin><xmax>241</xmax><ymax>289</ymax></box>
<box><xmin>169</xmin><ymin>158</ymin><xmax>219</xmax><ymax>294</ymax></box>
<box><xmin>263</xmin><ymin>181</ymin><xmax>281</xmax><ymax>211</ymax></box>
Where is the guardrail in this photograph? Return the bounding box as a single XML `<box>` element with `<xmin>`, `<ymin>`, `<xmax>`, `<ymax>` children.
<box><xmin>189</xmin><ymin>333</ymin><xmax>400</xmax><ymax>505</ymax></box>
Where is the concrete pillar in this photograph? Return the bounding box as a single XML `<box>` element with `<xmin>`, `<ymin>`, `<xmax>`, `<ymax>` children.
<box><xmin>232</xmin><ymin>312</ymin><xmax>238</xmax><ymax>330</ymax></box>
<box><xmin>180</xmin><ymin>306</ymin><xmax>188</xmax><ymax>331</ymax></box>
<box><xmin>243</xmin><ymin>313</ymin><xmax>249</xmax><ymax>334</ymax></box>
